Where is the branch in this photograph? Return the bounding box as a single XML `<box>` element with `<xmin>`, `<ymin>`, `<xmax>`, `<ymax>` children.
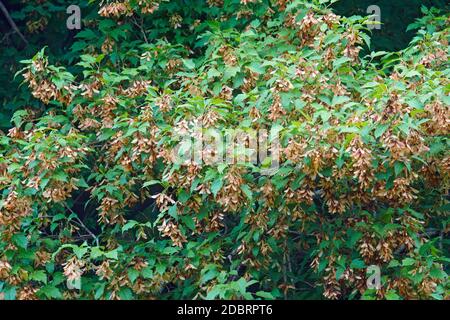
<box><xmin>131</xmin><ymin>16</ymin><xmax>148</xmax><ymax>44</ymax></box>
<box><xmin>0</xmin><ymin>1</ymin><xmax>28</xmax><ymax>46</ymax></box>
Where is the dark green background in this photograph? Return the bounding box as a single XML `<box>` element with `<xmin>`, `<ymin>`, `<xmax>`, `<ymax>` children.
<box><xmin>333</xmin><ymin>0</ymin><xmax>449</xmax><ymax>51</ymax></box>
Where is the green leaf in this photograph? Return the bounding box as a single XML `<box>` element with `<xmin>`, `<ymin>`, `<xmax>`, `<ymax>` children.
<box><xmin>40</xmin><ymin>285</ymin><xmax>62</xmax><ymax>299</ymax></box>
<box><xmin>183</xmin><ymin>59</ymin><xmax>195</xmax><ymax>69</ymax></box>
<box><xmin>31</xmin><ymin>270</ymin><xmax>47</xmax><ymax>284</ymax></box>
<box><xmin>156</xmin><ymin>263</ymin><xmax>166</xmax><ymax>275</ymax></box>
<box><xmin>331</xmin><ymin>95</ymin><xmax>350</xmax><ymax>106</ymax></box>
<box><xmin>207</xmin><ymin>68</ymin><xmax>221</xmax><ymax>78</ymax></box>
<box><xmin>335</xmin><ymin>266</ymin><xmax>345</xmax><ymax>280</ymax></box>
<box><xmin>374</xmin><ymin>123</ymin><xmax>389</xmax><ymax>139</ymax></box>
<box><xmin>73</xmin><ymin>245</ymin><xmax>89</xmax><ymax>259</ymax></box>
<box><xmin>122</xmin><ymin>220</ymin><xmax>139</xmax><ymax>233</ymax></box>
<box><xmin>240</xmin><ymin>184</ymin><xmax>253</xmax><ymax>200</ymax></box>
<box><xmin>429</xmin><ymin>267</ymin><xmax>446</xmax><ymax>279</ymax></box>
<box><xmin>128</xmin><ymin>268</ymin><xmax>140</xmax><ymax>283</ymax></box>
<box><xmin>255</xmin><ymin>291</ymin><xmax>274</xmax><ymax>299</ymax></box>
<box><xmin>141</xmin><ymin>266</ymin><xmax>153</xmax><ymax>279</ymax></box>
<box><xmin>12</xmin><ymin>234</ymin><xmax>28</xmax><ymax>249</ymax></box>
<box><xmin>211</xmin><ymin>179</ymin><xmax>223</xmax><ymax>197</ymax></box>
<box><xmin>90</xmin><ymin>247</ymin><xmax>104</xmax><ymax>259</ymax></box>
<box><xmin>118</xmin><ymin>287</ymin><xmax>133</xmax><ymax>300</ymax></box>
<box><xmin>75</xmin><ymin>177</ymin><xmax>89</xmax><ymax>188</ymax></box>
<box><xmin>394</xmin><ymin>161</ymin><xmax>404</xmax><ymax>176</ymax></box>
<box><xmin>181</xmin><ymin>215</ymin><xmax>196</xmax><ymax>231</ymax></box>
<box><xmin>402</xmin><ymin>258</ymin><xmax>416</xmax><ymax>266</ymax></box>
<box><xmin>350</xmin><ymin>259</ymin><xmax>366</xmax><ymax>269</ymax></box>
<box><xmin>104</xmin><ymin>249</ymin><xmax>119</xmax><ymax>260</ymax></box>
<box><xmin>385</xmin><ymin>290</ymin><xmax>401</xmax><ymax>300</ymax></box>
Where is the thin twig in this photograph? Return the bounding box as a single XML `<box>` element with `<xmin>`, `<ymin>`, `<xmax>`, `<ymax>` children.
<box><xmin>282</xmin><ymin>249</ymin><xmax>288</xmax><ymax>300</ymax></box>
<box><xmin>63</xmin><ymin>203</ymin><xmax>99</xmax><ymax>246</ymax></box>
<box><xmin>0</xmin><ymin>30</ymin><xmax>13</xmax><ymax>43</ymax></box>
<box><xmin>298</xmin><ymin>279</ymin><xmax>315</xmax><ymax>288</ymax></box>
<box><xmin>0</xmin><ymin>1</ymin><xmax>28</xmax><ymax>46</ymax></box>
<box><xmin>131</xmin><ymin>16</ymin><xmax>148</xmax><ymax>44</ymax></box>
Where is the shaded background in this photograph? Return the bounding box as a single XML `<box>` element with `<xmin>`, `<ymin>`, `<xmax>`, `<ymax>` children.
<box><xmin>332</xmin><ymin>0</ymin><xmax>449</xmax><ymax>51</ymax></box>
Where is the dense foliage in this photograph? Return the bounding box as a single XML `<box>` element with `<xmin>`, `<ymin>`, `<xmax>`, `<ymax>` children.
<box><xmin>0</xmin><ymin>0</ymin><xmax>449</xmax><ymax>300</ymax></box>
